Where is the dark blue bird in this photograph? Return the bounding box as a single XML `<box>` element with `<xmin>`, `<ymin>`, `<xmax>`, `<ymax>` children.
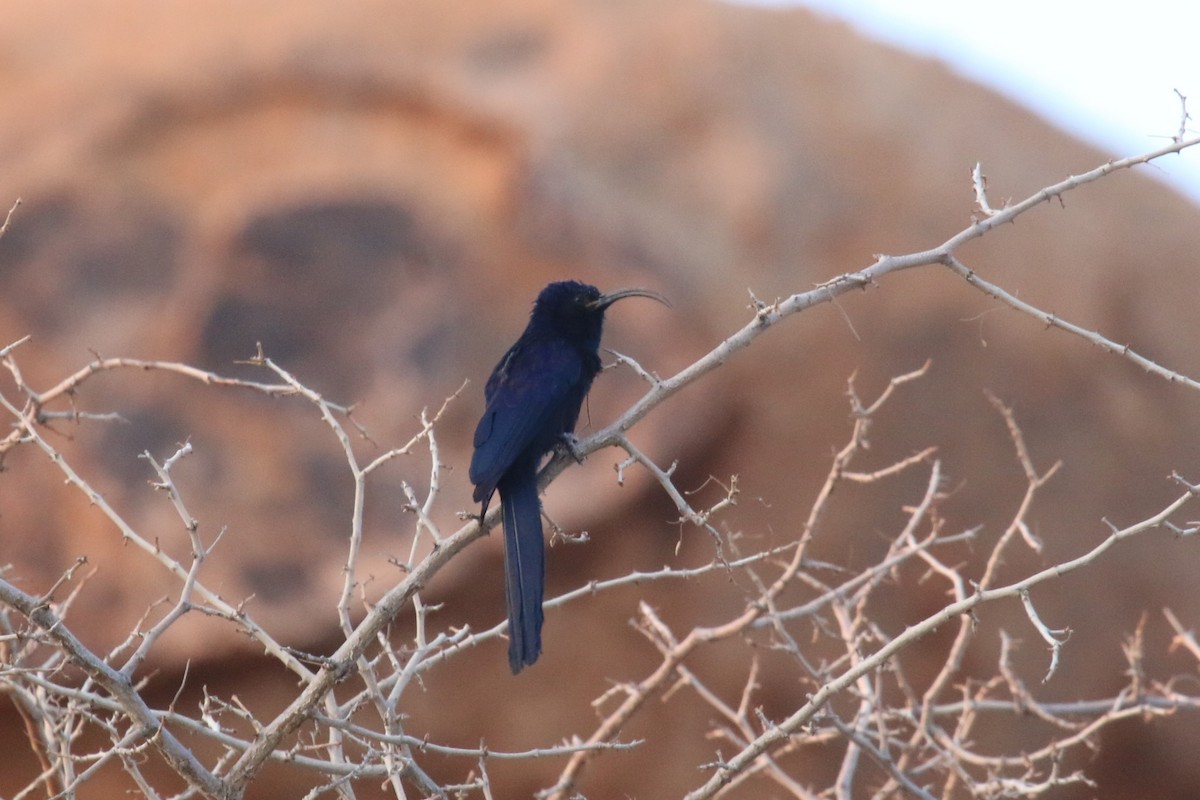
<box><xmin>470</xmin><ymin>280</ymin><xmax>668</xmax><ymax>673</ymax></box>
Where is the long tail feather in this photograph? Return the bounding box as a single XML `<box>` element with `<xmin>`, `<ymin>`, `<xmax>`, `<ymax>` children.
<box><xmin>498</xmin><ymin>461</ymin><xmax>544</xmax><ymax>673</ymax></box>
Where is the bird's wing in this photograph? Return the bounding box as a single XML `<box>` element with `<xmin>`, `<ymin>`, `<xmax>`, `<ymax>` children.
<box><xmin>470</xmin><ymin>339</ymin><xmax>582</xmax><ymax>501</ymax></box>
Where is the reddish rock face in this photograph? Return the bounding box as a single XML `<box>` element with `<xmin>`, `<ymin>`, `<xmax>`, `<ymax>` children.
<box><xmin>1</xmin><ymin>2</ymin><xmax>1198</xmax><ymax>798</ymax></box>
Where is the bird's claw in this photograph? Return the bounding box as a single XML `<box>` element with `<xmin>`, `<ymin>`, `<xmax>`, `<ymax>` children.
<box><xmin>558</xmin><ymin>433</ymin><xmax>585</xmax><ymax>464</ymax></box>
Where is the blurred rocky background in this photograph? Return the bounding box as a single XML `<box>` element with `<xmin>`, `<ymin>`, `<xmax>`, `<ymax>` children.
<box><xmin>1</xmin><ymin>1</ymin><xmax>1199</xmax><ymax>797</ymax></box>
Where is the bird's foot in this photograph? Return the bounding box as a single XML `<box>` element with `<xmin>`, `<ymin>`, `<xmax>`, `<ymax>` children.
<box><xmin>463</xmin><ymin>506</ymin><xmax>492</xmax><ymax>529</ymax></box>
<box><xmin>557</xmin><ymin>433</ymin><xmax>586</xmax><ymax>464</ymax></box>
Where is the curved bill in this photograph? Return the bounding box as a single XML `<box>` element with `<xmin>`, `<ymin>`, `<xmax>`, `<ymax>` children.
<box><xmin>587</xmin><ymin>287</ymin><xmax>672</xmax><ymax>311</ymax></box>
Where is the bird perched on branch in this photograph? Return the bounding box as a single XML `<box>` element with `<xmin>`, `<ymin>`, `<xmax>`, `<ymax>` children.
<box><xmin>470</xmin><ymin>280</ymin><xmax>669</xmax><ymax>673</ymax></box>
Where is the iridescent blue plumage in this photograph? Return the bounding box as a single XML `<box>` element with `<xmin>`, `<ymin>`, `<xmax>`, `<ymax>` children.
<box><xmin>469</xmin><ymin>280</ymin><xmax>667</xmax><ymax>673</ymax></box>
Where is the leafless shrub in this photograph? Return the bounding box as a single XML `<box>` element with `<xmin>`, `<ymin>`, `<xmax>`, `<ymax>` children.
<box><xmin>2</xmin><ymin>130</ymin><xmax>1200</xmax><ymax>799</ymax></box>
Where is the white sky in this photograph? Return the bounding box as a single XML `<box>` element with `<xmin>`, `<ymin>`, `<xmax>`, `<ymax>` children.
<box><xmin>736</xmin><ymin>0</ymin><xmax>1200</xmax><ymax>203</ymax></box>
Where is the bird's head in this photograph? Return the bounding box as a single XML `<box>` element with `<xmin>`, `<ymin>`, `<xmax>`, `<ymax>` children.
<box><xmin>530</xmin><ymin>280</ymin><xmax>670</xmax><ymax>344</ymax></box>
